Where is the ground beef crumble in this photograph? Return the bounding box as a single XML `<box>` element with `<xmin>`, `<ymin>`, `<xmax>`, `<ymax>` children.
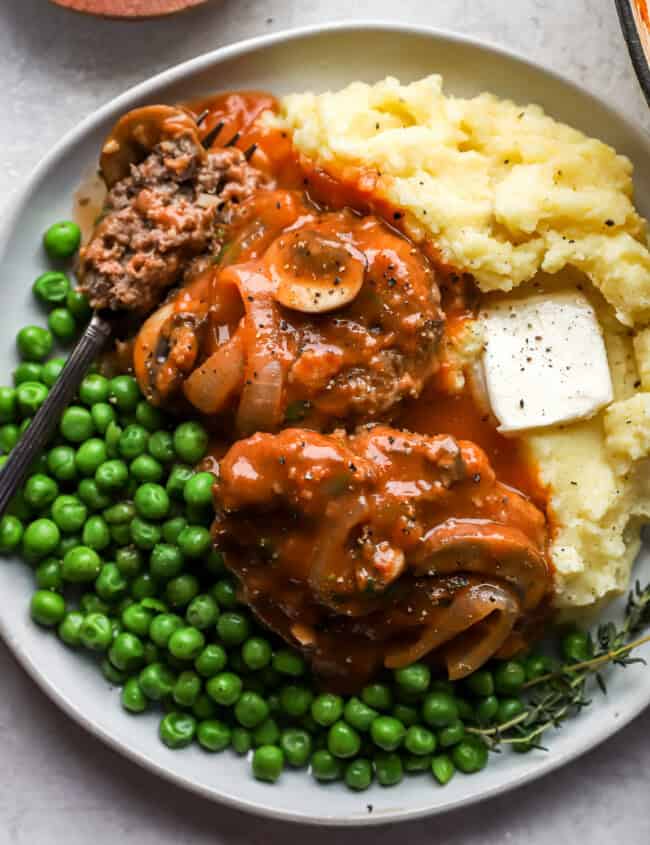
<box><xmin>78</xmin><ymin>134</ymin><xmax>271</xmax><ymax>313</ymax></box>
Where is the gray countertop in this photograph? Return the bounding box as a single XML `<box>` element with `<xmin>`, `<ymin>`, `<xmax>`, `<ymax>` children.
<box><xmin>0</xmin><ymin>1</ymin><xmax>649</xmax><ymax>842</ymax></box>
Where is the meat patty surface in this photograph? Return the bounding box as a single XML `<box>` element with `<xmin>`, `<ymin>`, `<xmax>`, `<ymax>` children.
<box><xmin>78</xmin><ymin>134</ymin><xmax>270</xmax><ymax>313</ymax></box>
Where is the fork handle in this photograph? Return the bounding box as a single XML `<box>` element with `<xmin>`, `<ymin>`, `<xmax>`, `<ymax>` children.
<box><xmin>0</xmin><ymin>313</ymin><xmax>112</xmax><ymax>518</ymax></box>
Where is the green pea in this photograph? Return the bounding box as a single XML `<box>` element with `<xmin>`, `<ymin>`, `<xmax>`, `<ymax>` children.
<box><xmin>192</xmin><ymin>647</ymin><xmax>225</xmax><ymax>682</ymax></box>
<box><xmin>101</xmin><ymin>502</ymin><xmax>133</xmax><ymax>526</ymax></box>
<box><xmin>240</xmin><ymin>637</ymin><xmax>271</xmax><ymax>671</ymax></box>
<box><xmin>147</xmin><ymin>431</ymin><xmax>174</xmax><ymax>465</ymax></box>
<box><xmin>168</xmin><ymin>626</ymin><xmax>205</xmax><ymax>661</ymax></box>
<box><xmin>212</xmin><ymin>577</ymin><xmax>238</xmax><ymax>609</ymax></box>
<box><xmin>7</xmin><ymin>489</ymin><xmax>32</xmax><ymax>522</ymax></box>
<box><xmin>171</xmin><ymin>670</ymin><xmax>202</xmax><ymax>708</ymax></box>
<box><xmin>82</xmin><ymin>515</ymin><xmax>110</xmax><ymax>551</ymax></box>
<box><xmin>176</xmin><ymin>524</ymin><xmax>211</xmax><ymax>559</ymax></box>
<box><xmin>133</xmin><ymin>482</ymin><xmax>169</xmax><ymax>520</ymax></box>
<box><xmin>114</xmin><ymin>545</ymin><xmax>143</xmax><ymax>578</ymax></box>
<box><xmin>17</xmin><ymin>326</ymin><xmax>53</xmax><ymax>362</ymax></box>
<box><xmin>16</xmin><ymin>381</ymin><xmax>48</xmax><ymax>416</ymax></box>
<box><xmin>250</xmin><ymin>745</ymin><xmax>283</xmax><ymax>782</ymax></box>
<box><xmin>438</xmin><ymin>719</ymin><xmax>465</xmax><ymax>748</ymax></box>
<box><xmin>48</xmin><ymin>308</ymin><xmax>76</xmax><ymax>343</ymax></box>
<box><xmin>24</xmin><ymin>474</ymin><xmax>58</xmax><ymax>510</ymax></box>
<box><xmin>308</xmin><ymin>693</ymin><xmax>342</xmax><ymax>727</ymax></box>
<box><xmin>250</xmin><ymin>717</ymin><xmax>279</xmax><ymax>748</ymax></box>
<box><xmin>165</xmin><ymin>574</ymin><xmax>199</xmax><ymax>608</ymax></box>
<box><xmin>205</xmin><ymin>549</ymin><xmax>226</xmax><ymax>577</ymax></box>
<box><xmin>370</xmin><ymin>716</ymin><xmax>406</xmax><ymax>751</ymax></box>
<box><xmin>191</xmin><ymin>692</ymin><xmax>216</xmax><ymax>722</ymax></box>
<box><xmin>66</xmin><ymin>289</ymin><xmax>91</xmax><ymax>321</ymax></box>
<box><xmin>133</xmin><ymin>400</ymin><xmax>164</xmax><ymax>431</ymax></box>
<box><xmin>130</xmin><ymin>517</ymin><xmax>161</xmax><ymax>550</ymax></box>
<box><xmin>100</xmin><ymin>657</ymin><xmax>126</xmax><ymax>686</ymax></box>
<box><xmin>311</xmin><ymin>749</ymin><xmax>342</xmax><ymax>782</ymax></box>
<box><xmin>0</xmin><ymin>424</ymin><xmax>18</xmax><ymax>454</ymax></box>
<box><xmin>130</xmin><ymin>454</ymin><xmax>163</xmax><ymax>483</ymax></box>
<box><xmin>146</xmin><ymin>545</ymin><xmax>182</xmax><ymax>582</ymax></box>
<box><xmin>75</xmin><ymin>439</ymin><xmax>108</xmax><ymax>477</ymax></box>
<box><xmin>183</xmin><ymin>472</ymin><xmax>214</xmax><ymax>508</ymax></box>
<box><xmin>524</xmin><ymin>653</ymin><xmax>553</xmax><ymax>681</ymax></box>
<box><xmin>0</xmin><ymin>387</ymin><xmax>17</xmax><ymax>424</ymax></box>
<box><xmin>196</xmin><ymin>719</ymin><xmax>230</xmax><ymax>753</ymax></box>
<box><xmin>432</xmin><ymin>753</ymin><xmax>455</xmax><ymax>785</ymax></box>
<box><xmin>235</xmin><ymin>692</ymin><xmax>269</xmax><ymax>729</ymax></box>
<box><xmin>109</xmin><ymin>632</ymin><xmax>145</xmax><ymax>672</ymax></box>
<box><xmin>109</xmin><ymin>375</ymin><xmax>140</xmax><ymax>413</ymax></box>
<box><xmin>30</xmin><ymin>589</ymin><xmax>65</xmax><ymax>626</ymax></box>
<box><xmin>149</xmin><ymin>612</ymin><xmax>183</xmax><ymax>647</ymax></box>
<box><xmin>494</xmin><ymin>660</ymin><xmax>527</xmax><ymax>695</ymax></box>
<box><xmin>230</xmin><ymin>727</ymin><xmax>252</xmax><ymax>755</ymax></box>
<box><xmin>47</xmin><ymin>447</ymin><xmax>76</xmax><ymax>485</ymax></box>
<box><xmin>90</xmin><ymin>402</ymin><xmax>115</xmax><ymax>435</ymax></box>
<box><xmin>92</xmin><ymin>563</ymin><xmax>126</xmax><ymax>603</ymax></box>
<box><xmin>277</xmin><ymin>684</ymin><xmax>311</xmax><ymax>718</ymax></box>
<box><xmin>121</xmin><ymin>603</ymin><xmax>153</xmax><ymax>637</ymax></box>
<box><xmin>95</xmin><ymin>459</ymin><xmax>128</xmax><ymax>491</ymax></box>
<box><xmin>23</xmin><ymin>518</ymin><xmax>60</xmax><ymax>559</ymax></box>
<box><xmin>43</xmin><ymin>220</ymin><xmax>81</xmax><ymax>259</ymax></box>
<box><xmin>172</xmin><ymin>421</ymin><xmax>208</xmax><ymax>464</ymax></box>
<box><xmin>121</xmin><ymin>678</ymin><xmax>147</xmax><ymax>713</ymax></box>
<box><xmin>79</xmin><ymin>612</ymin><xmax>113</xmax><ymax>651</ymax></box>
<box><xmin>52</xmin><ymin>495</ymin><xmax>87</xmax><ymax>533</ymax></box>
<box><xmin>273</xmin><ymin>728</ymin><xmax>310</xmax><ymax>769</ymax></box>
<box><xmin>475</xmin><ymin>695</ymin><xmax>500</xmax><ymax>724</ymax></box>
<box><xmin>118</xmin><ymin>424</ymin><xmax>149</xmax><ymax>460</ymax></box>
<box><xmin>561</xmin><ymin>630</ymin><xmax>592</xmax><ymax>663</ymax></box>
<box><xmin>392</xmin><ymin>703</ymin><xmax>419</xmax><ymax>727</ymax></box>
<box><xmin>343</xmin><ymin>697</ymin><xmax>378</xmax><ymax>732</ymax></box>
<box><xmin>183</xmin><ymin>594</ymin><xmax>218</xmax><ymax>630</ymax></box>
<box><xmin>13</xmin><ymin>362</ymin><xmax>42</xmax><ymax>387</ymax></box>
<box><xmin>59</xmin><ymin>406</ymin><xmax>94</xmax><ymax>443</ymax></box>
<box><xmin>327</xmin><ymin>721</ymin><xmax>361</xmax><ymax>759</ymax></box>
<box><xmin>497</xmin><ymin>697</ymin><xmax>525</xmax><ymax>723</ymax></box>
<box><xmin>0</xmin><ymin>515</ymin><xmax>23</xmax><ymax>552</ymax></box>
<box><xmin>402</xmin><ymin>753</ymin><xmax>431</xmax><ymax>773</ymax></box>
<box><xmin>33</xmin><ymin>271</ymin><xmax>70</xmax><ymax>306</ymax></box>
<box><xmin>165</xmin><ymin>465</ymin><xmax>192</xmax><ymax>503</ymax></box>
<box><xmin>61</xmin><ymin>545</ymin><xmax>100</xmax><ymax>582</ymax></box>
<box><xmin>79</xmin><ymin>592</ymin><xmax>110</xmax><ymax>615</ymax></box>
<box><xmin>57</xmin><ymin>610</ymin><xmax>84</xmax><ymax>647</ymax></box>
<box><xmin>344</xmin><ymin>758</ymin><xmax>373</xmax><ymax>791</ymax></box>
<box><xmin>361</xmin><ymin>683</ymin><xmax>393</xmax><ymax>711</ymax></box>
<box><xmin>42</xmin><ymin>358</ymin><xmax>66</xmax><ymax>388</ymax></box>
<box><xmin>35</xmin><ymin>557</ymin><xmax>62</xmax><ymax>591</ymax></box>
<box><xmin>272</xmin><ymin>648</ymin><xmax>305</xmax><ymax>678</ymax></box>
<box><xmin>206</xmin><ymin>672</ymin><xmax>242</xmax><ymax>706</ymax></box>
<box><xmin>160</xmin><ymin>712</ymin><xmax>196</xmax><ymax>749</ymax></box>
<box><xmin>78</xmin><ymin>373</ymin><xmax>109</xmax><ymax>405</ymax></box>
<box><xmin>374</xmin><ymin>751</ymin><xmax>403</xmax><ymax>786</ymax></box>
<box><xmin>393</xmin><ymin>663</ymin><xmax>431</xmax><ymax>695</ymax></box>
<box><xmin>464</xmin><ymin>669</ymin><xmax>495</xmax><ymax>698</ymax></box>
<box><xmin>422</xmin><ymin>692</ymin><xmax>459</xmax><ymax>728</ymax></box>
<box><xmin>451</xmin><ymin>738</ymin><xmax>488</xmax><ymax>774</ymax></box>
<box><xmin>215</xmin><ymin>611</ymin><xmax>248</xmax><ymax>646</ymax></box>
<box><xmin>138</xmin><ymin>662</ymin><xmax>176</xmax><ymax>701</ymax></box>
<box><xmin>404</xmin><ymin>724</ymin><xmax>436</xmax><ymax>756</ymax></box>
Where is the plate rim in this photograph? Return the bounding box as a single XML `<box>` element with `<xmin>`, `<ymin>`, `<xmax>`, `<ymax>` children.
<box><xmin>1</xmin><ymin>18</ymin><xmax>650</xmax><ymax>827</ymax></box>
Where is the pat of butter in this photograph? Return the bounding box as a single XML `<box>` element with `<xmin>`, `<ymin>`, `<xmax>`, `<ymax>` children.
<box><xmin>481</xmin><ymin>291</ymin><xmax>613</xmax><ymax>434</ymax></box>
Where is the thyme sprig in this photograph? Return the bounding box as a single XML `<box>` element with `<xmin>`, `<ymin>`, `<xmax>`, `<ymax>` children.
<box><xmin>467</xmin><ymin>580</ymin><xmax>650</xmax><ymax>751</ymax></box>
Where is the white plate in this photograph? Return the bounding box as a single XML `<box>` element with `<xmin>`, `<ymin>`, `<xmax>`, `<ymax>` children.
<box><xmin>1</xmin><ymin>21</ymin><xmax>650</xmax><ymax>827</ymax></box>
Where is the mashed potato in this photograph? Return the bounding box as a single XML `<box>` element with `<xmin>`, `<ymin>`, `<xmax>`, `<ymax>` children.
<box><xmin>278</xmin><ymin>75</ymin><xmax>650</xmax><ymax>612</ymax></box>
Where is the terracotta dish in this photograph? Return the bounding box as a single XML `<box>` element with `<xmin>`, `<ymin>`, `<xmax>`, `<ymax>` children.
<box><xmin>51</xmin><ymin>0</ymin><xmax>206</xmax><ymax>19</ymax></box>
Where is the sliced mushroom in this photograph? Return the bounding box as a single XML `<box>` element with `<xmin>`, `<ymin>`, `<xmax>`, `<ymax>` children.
<box><xmin>414</xmin><ymin>518</ymin><xmax>550</xmax><ymax>611</ymax></box>
<box><xmin>100</xmin><ymin>105</ymin><xmax>201</xmax><ymax>187</ymax></box>
<box><xmin>266</xmin><ymin>228</ymin><xmax>367</xmax><ymax>314</ymax></box>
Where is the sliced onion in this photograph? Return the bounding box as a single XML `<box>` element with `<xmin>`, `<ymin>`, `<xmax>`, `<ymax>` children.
<box><xmin>236</xmin><ymin>358</ymin><xmax>284</xmax><ymax>435</ymax></box>
<box><xmin>182</xmin><ymin>325</ymin><xmax>246</xmax><ymax>414</ymax></box>
<box><xmin>384</xmin><ymin>580</ymin><xmax>519</xmax><ymax>676</ymax></box>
